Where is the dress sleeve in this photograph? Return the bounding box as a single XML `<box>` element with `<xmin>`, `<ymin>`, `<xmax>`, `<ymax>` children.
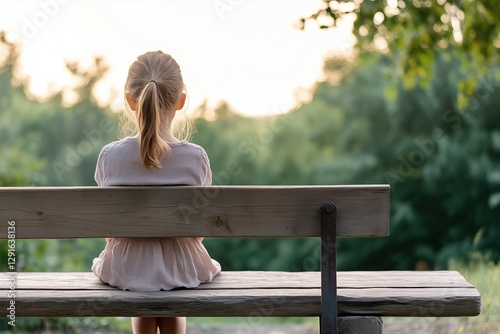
<box><xmin>94</xmin><ymin>145</ymin><xmax>109</xmax><ymax>186</ymax></box>
<box><xmin>200</xmin><ymin>149</ymin><xmax>212</xmax><ymax>186</ymax></box>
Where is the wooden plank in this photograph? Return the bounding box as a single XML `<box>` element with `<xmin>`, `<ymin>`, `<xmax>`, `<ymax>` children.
<box><xmin>0</xmin><ymin>185</ymin><xmax>389</xmax><ymax>239</ymax></box>
<box><xmin>0</xmin><ymin>271</ymin><xmax>481</xmax><ymax>317</ymax></box>
<box><xmin>0</xmin><ymin>271</ymin><xmax>476</xmax><ymax>290</ymax></box>
<box><xmin>339</xmin><ymin>287</ymin><xmax>481</xmax><ymax>316</ymax></box>
<box><xmin>0</xmin><ymin>287</ymin><xmax>480</xmax><ymax>317</ymax></box>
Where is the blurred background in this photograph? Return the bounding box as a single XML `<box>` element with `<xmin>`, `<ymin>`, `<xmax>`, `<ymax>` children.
<box><xmin>0</xmin><ymin>0</ymin><xmax>499</xmax><ymax>332</ymax></box>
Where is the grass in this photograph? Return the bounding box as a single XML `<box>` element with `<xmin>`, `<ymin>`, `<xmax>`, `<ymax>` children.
<box><xmin>187</xmin><ymin>316</ymin><xmax>318</xmax><ymax>331</ymax></box>
<box><xmin>383</xmin><ymin>254</ymin><xmax>500</xmax><ymax>333</ymax></box>
<box><xmin>448</xmin><ymin>255</ymin><xmax>500</xmax><ymax>333</ymax></box>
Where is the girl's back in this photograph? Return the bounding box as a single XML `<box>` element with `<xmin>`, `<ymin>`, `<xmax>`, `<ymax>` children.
<box><xmin>91</xmin><ymin>50</ymin><xmax>220</xmax><ymax>334</ymax></box>
<box><xmin>95</xmin><ymin>137</ymin><xmax>211</xmax><ymax>187</ymax></box>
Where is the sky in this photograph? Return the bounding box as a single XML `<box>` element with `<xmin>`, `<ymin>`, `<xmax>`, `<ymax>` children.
<box><xmin>0</xmin><ymin>0</ymin><xmax>354</xmax><ymax>116</ymax></box>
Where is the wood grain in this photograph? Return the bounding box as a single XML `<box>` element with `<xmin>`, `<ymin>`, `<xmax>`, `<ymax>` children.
<box><xmin>0</xmin><ymin>271</ymin><xmax>481</xmax><ymax>317</ymax></box>
<box><xmin>0</xmin><ymin>186</ymin><xmax>482</xmax><ymax>320</ymax></box>
<box><xmin>0</xmin><ymin>185</ymin><xmax>390</xmax><ymax>239</ymax></box>
<box><xmin>0</xmin><ymin>271</ymin><xmax>476</xmax><ymax>290</ymax></box>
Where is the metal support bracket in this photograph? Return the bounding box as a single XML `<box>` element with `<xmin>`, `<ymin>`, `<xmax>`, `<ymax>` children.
<box><xmin>320</xmin><ymin>202</ymin><xmax>338</xmax><ymax>334</ymax></box>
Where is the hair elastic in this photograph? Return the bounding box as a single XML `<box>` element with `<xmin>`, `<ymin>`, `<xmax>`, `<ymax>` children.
<box><xmin>149</xmin><ymin>80</ymin><xmax>157</xmax><ymax>84</ymax></box>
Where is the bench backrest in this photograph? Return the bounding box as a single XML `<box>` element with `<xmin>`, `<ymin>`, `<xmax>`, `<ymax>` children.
<box><xmin>0</xmin><ymin>185</ymin><xmax>389</xmax><ymax>239</ymax></box>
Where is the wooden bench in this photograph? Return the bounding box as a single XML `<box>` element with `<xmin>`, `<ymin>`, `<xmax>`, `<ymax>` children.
<box><xmin>0</xmin><ymin>185</ymin><xmax>481</xmax><ymax>333</ymax></box>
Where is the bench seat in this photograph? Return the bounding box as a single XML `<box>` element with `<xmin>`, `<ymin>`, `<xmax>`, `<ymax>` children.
<box><xmin>0</xmin><ymin>270</ymin><xmax>480</xmax><ymax>318</ymax></box>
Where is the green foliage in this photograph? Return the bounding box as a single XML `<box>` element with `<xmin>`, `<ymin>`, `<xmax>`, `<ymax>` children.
<box><xmin>0</xmin><ymin>316</ymin><xmax>129</xmax><ymax>333</ymax></box>
<box><xmin>1</xmin><ymin>26</ymin><xmax>499</xmax><ymax>273</ymax></box>
<box><xmin>1</xmin><ymin>19</ymin><xmax>499</xmax><ymax>330</ymax></box>
<box><xmin>0</xmin><ymin>32</ymin><xmax>119</xmax><ymax>187</ymax></box>
<box><xmin>301</xmin><ymin>0</ymin><xmax>500</xmax><ymax>106</ymax></box>
<box><xmin>0</xmin><ymin>33</ymin><xmax>45</xmax><ymax>187</ymax></box>
<box><xmin>450</xmin><ymin>253</ymin><xmax>500</xmax><ymax>331</ymax></box>
<box><xmin>303</xmin><ymin>53</ymin><xmax>500</xmax><ymax>270</ymax></box>
<box><xmin>193</xmin><ymin>52</ymin><xmax>500</xmax><ymax>271</ymax></box>
<box><xmin>0</xmin><ymin>32</ymin><xmax>118</xmax><ymax>331</ymax></box>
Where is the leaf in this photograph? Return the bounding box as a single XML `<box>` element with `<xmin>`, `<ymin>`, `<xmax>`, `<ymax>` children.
<box><xmin>489</xmin><ymin>193</ymin><xmax>500</xmax><ymax>209</ymax></box>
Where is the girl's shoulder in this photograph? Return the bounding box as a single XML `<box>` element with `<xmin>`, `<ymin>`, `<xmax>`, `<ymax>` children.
<box><xmin>171</xmin><ymin>140</ymin><xmax>206</xmax><ymax>152</ymax></box>
<box><xmin>171</xmin><ymin>141</ymin><xmax>210</xmax><ymax>159</ymax></box>
<box><xmin>99</xmin><ymin>138</ymin><xmax>208</xmax><ymax>162</ymax></box>
<box><xmin>101</xmin><ymin>137</ymin><xmax>138</xmax><ymax>153</ymax></box>
<box><xmin>97</xmin><ymin>137</ymin><xmax>139</xmax><ymax>163</ymax></box>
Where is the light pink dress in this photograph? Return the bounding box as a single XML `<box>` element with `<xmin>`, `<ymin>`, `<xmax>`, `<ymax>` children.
<box><xmin>91</xmin><ymin>137</ymin><xmax>221</xmax><ymax>291</ymax></box>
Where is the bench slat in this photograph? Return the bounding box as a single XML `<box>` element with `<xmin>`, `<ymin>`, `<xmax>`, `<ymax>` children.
<box><xmin>0</xmin><ymin>271</ymin><xmax>476</xmax><ymax>290</ymax></box>
<box><xmin>0</xmin><ymin>271</ymin><xmax>480</xmax><ymax>317</ymax></box>
<box><xmin>0</xmin><ymin>287</ymin><xmax>480</xmax><ymax>318</ymax></box>
<box><xmin>0</xmin><ymin>185</ymin><xmax>389</xmax><ymax>238</ymax></box>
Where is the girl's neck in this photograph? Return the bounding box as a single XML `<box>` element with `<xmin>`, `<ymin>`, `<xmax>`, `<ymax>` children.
<box><xmin>134</xmin><ymin>130</ymin><xmax>179</xmax><ymax>144</ymax></box>
<box><xmin>160</xmin><ymin>129</ymin><xmax>180</xmax><ymax>144</ymax></box>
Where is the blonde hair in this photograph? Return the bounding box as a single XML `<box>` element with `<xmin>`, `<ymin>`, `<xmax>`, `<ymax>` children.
<box><xmin>123</xmin><ymin>51</ymin><xmax>190</xmax><ymax>169</ymax></box>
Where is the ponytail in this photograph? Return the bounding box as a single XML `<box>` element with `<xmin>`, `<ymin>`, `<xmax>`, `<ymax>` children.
<box><xmin>124</xmin><ymin>51</ymin><xmax>185</xmax><ymax>169</ymax></box>
<box><xmin>137</xmin><ymin>81</ymin><xmax>170</xmax><ymax>169</ymax></box>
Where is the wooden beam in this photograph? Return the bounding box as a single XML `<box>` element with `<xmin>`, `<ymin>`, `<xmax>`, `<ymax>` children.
<box><xmin>0</xmin><ymin>271</ymin><xmax>477</xmax><ymax>290</ymax></box>
<box><xmin>3</xmin><ymin>288</ymin><xmax>481</xmax><ymax>317</ymax></box>
<box><xmin>0</xmin><ymin>271</ymin><xmax>480</xmax><ymax>317</ymax></box>
<box><xmin>0</xmin><ymin>185</ymin><xmax>390</xmax><ymax>239</ymax></box>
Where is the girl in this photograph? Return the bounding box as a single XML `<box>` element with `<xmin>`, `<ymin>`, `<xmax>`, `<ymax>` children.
<box><xmin>91</xmin><ymin>51</ymin><xmax>221</xmax><ymax>334</ymax></box>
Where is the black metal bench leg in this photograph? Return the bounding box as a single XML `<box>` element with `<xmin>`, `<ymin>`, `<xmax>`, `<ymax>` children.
<box><xmin>320</xmin><ymin>203</ymin><xmax>338</xmax><ymax>334</ymax></box>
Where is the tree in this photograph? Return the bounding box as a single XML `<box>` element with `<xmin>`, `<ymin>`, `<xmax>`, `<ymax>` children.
<box><xmin>0</xmin><ymin>32</ymin><xmax>119</xmax><ymax>186</ymax></box>
<box><xmin>307</xmin><ymin>53</ymin><xmax>500</xmax><ymax>269</ymax></box>
<box><xmin>0</xmin><ymin>32</ymin><xmax>117</xmax><ymax>331</ymax></box>
<box><xmin>197</xmin><ymin>53</ymin><xmax>500</xmax><ymax>271</ymax></box>
<box><xmin>301</xmin><ymin>0</ymin><xmax>500</xmax><ymax>106</ymax></box>
<box><xmin>0</xmin><ymin>32</ymin><xmax>46</xmax><ymax>186</ymax></box>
